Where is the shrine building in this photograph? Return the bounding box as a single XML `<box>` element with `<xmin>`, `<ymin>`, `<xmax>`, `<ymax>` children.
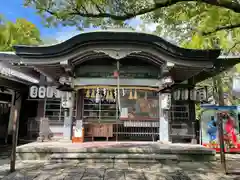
<box><xmin>0</xmin><ymin>30</ymin><xmax>239</xmax><ymax>143</ymax></box>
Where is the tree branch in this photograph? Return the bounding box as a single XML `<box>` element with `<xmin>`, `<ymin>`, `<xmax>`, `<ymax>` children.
<box><xmin>38</xmin><ymin>0</ymin><xmax>240</xmax><ymax>21</ymax></box>
<box><xmin>202</xmin><ymin>23</ymin><xmax>240</xmax><ymax>35</ymax></box>
<box><xmin>201</xmin><ymin>0</ymin><xmax>240</xmax><ymax>13</ymax></box>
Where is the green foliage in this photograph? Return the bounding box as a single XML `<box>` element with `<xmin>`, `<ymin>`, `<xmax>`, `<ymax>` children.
<box><xmin>0</xmin><ymin>17</ymin><xmax>41</xmax><ymax>51</ymax></box>
<box><xmin>148</xmin><ymin>2</ymin><xmax>240</xmax><ymax>53</ymax></box>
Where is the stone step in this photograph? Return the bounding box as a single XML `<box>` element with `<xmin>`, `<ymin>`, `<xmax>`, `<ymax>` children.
<box><xmin>49</xmin><ymin>153</ymin><xmax>216</xmax><ymax>162</ymax></box>
<box><xmin>50</xmin><ymin>153</ymin><xmax>179</xmax><ymax>161</ymax></box>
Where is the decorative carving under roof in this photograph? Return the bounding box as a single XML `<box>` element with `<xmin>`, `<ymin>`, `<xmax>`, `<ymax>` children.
<box><xmin>93</xmin><ymin>49</ymin><xmax>141</xmax><ymax>60</ymax></box>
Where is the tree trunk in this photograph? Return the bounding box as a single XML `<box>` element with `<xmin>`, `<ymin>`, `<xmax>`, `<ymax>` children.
<box><xmin>213</xmin><ymin>75</ymin><xmax>225</xmax><ymax>106</ymax></box>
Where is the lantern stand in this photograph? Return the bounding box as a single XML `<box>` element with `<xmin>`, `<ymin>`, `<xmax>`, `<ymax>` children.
<box><xmin>57</xmin><ymin>82</ymin><xmax>75</xmax><ymax>141</ymax></box>
<box><xmin>200</xmin><ymin>104</ymin><xmax>240</xmax><ymax>175</ymax></box>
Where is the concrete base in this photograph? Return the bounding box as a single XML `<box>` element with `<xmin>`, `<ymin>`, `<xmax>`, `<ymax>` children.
<box><xmin>16</xmin><ymin>141</ymin><xmax>216</xmax><ymax>162</ymax></box>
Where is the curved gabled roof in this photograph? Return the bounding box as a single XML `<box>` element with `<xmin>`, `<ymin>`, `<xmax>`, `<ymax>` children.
<box><xmin>13</xmin><ymin>31</ymin><xmax>220</xmax><ymax>60</ymax></box>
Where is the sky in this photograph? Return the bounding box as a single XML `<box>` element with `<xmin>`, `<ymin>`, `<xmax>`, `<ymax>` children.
<box><xmin>0</xmin><ymin>0</ymin><xmax>158</xmax><ymax>43</ymax></box>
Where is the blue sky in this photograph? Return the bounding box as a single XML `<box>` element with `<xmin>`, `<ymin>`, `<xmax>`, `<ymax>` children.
<box><xmin>0</xmin><ymin>0</ymin><xmax>78</xmax><ymax>39</ymax></box>
<box><xmin>1</xmin><ymin>0</ymin><xmax>157</xmax><ymax>42</ymax></box>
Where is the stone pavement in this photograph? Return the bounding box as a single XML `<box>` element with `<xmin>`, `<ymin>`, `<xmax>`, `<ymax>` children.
<box><xmin>1</xmin><ymin>155</ymin><xmax>240</xmax><ymax>180</ymax></box>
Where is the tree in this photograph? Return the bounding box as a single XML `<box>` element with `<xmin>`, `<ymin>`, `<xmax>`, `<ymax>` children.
<box><xmin>24</xmin><ymin>0</ymin><xmax>240</xmax><ymax>34</ymax></box>
<box><xmin>0</xmin><ymin>17</ymin><xmax>41</xmax><ymax>51</ymax></box>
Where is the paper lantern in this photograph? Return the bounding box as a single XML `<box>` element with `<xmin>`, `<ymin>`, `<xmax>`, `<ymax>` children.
<box><xmin>189</xmin><ymin>89</ymin><xmax>197</xmax><ymax>100</ymax></box>
<box><xmin>173</xmin><ymin>89</ymin><xmax>180</xmax><ymax>100</ymax></box>
<box><xmin>46</xmin><ymin>86</ymin><xmax>54</xmax><ymax>98</ymax></box>
<box><xmin>29</xmin><ymin>86</ymin><xmax>38</xmax><ymax>98</ymax></box>
<box><xmin>181</xmin><ymin>89</ymin><xmax>189</xmax><ymax>100</ymax></box>
<box><xmin>38</xmin><ymin>86</ymin><xmax>46</xmax><ymax>99</ymax></box>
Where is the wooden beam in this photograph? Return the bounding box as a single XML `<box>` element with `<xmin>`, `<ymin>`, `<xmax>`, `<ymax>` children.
<box><xmin>0</xmin><ymin>77</ymin><xmax>28</xmax><ymax>91</ymax></box>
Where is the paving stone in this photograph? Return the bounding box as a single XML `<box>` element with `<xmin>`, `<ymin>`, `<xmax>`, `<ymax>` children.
<box><xmin>1</xmin><ymin>156</ymin><xmax>240</xmax><ymax>180</ymax></box>
<box><xmin>161</xmin><ymin>163</ymin><xmax>182</xmax><ymax>173</ymax></box>
<box><xmin>114</xmin><ymin>160</ymin><xmax>129</xmax><ymax>169</ymax></box>
<box><xmin>62</xmin><ymin>167</ymin><xmax>85</xmax><ymax>175</ymax></box>
<box><xmin>81</xmin><ymin>177</ymin><xmax>102</xmax><ymax>180</ymax></box>
<box><xmin>104</xmin><ymin>169</ymin><xmax>125</xmax><ymax>180</ymax></box>
<box><xmin>124</xmin><ymin>170</ymin><xmax>145</xmax><ymax>180</ymax></box>
<box><xmin>128</xmin><ymin>162</ymin><xmax>152</xmax><ymax>170</ymax></box>
<box><xmin>94</xmin><ymin>162</ymin><xmax>114</xmax><ymax>169</ymax></box>
<box><xmin>46</xmin><ymin>172</ymin><xmax>68</xmax><ymax>180</ymax></box>
<box><xmin>64</xmin><ymin>175</ymin><xmax>81</xmax><ymax>180</ymax></box>
<box><xmin>143</xmin><ymin>172</ymin><xmax>167</xmax><ymax>180</ymax></box>
<box><xmin>33</xmin><ymin>173</ymin><xmax>52</xmax><ymax>180</ymax></box>
<box><xmin>147</xmin><ymin>163</ymin><xmax>164</xmax><ymax>172</ymax></box>
<box><xmin>177</xmin><ymin>162</ymin><xmax>209</xmax><ymax>171</ymax></box>
<box><xmin>84</xmin><ymin>168</ymin><xmax>105</xmax><ymax>178</ymax></box>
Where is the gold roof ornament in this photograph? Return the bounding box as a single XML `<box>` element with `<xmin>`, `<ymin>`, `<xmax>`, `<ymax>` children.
<box><xmin>85</xmin><ymin>89</ymin><xmax>90</xmax><ymax>98</ymax></box>
<box><xmin>133</xmin><ymin>89</ymin><xmax>138</xmax><ymax>99</ymax></box>
<box><xmin>128</xmin><ymin>89</ymin><xmax>133</xmax><ymax>100</ymax></box>
<box><xmin>91</xmin><ymin>89</ymin><xmax>96</xmax><ymax>98</ymax></box>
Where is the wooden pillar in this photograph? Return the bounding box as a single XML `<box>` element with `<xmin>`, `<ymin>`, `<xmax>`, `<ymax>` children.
<box><xmin>10</xmin><ymin>91</ymin><xmax>21</xmax><ymax>172</ymax></box>
<box><xmin>76</xmin><ymin>90</ymin><xmax>84</xmax><ymax>120</ymax></box>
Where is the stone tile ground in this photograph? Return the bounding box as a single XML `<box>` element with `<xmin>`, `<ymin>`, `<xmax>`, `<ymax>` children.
<box><xmin>1</xmin><ymin>155</ymin><xmax>240</xmax><ymax>180</ymax></box>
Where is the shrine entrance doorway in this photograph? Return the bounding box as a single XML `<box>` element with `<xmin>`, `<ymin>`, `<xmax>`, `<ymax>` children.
<box><xmin>80</xmin><ymin>87</ymin><xmax>160</xmax><ymax>141</ymax></box>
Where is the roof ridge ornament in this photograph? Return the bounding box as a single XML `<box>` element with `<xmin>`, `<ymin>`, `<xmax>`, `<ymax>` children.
<box><xmin>93</xmin><ymin>49</ymin><xmax>141</xmax><ymax>60</ymax></box>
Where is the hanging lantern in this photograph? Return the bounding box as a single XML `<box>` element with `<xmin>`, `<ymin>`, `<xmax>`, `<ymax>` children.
<box><xmin>197</xmin><ymin>87</ymin><xmax>207</xmax><ymax>102</ymax></box>
<box><xmin>181</xmin><ymin>89</ymin><xmax>189</xmax><ymax>100</ymax></box>
<box><xmin>133</xmin><ymin>89</ymin><xmax>138</xmax><ymax>99</ymax></box>
<box><xmin>173</xmin><ymin>89</ymin><xmax>180</xmax><ymax>100</ymax></box>
<box><xmin>29</xmin><ymin>86</ymin><xmax>38</xmax><ymax>98</ymax></box>
<box><xmin>46</xmin><ymin>86</ymin><xmax>54</xmax><ymax>98</ymax></box>
<box><xmin>189</xmin><ymin>89</ymin><xmax>196</xmax><ymax>100</ymax></box>
<box><xmin>38</xmin><ymin>86</ymin><xmax>46</xmax><ymax>99</ymax></box>
<box><xmin>128</xmin><ymin>89</ymin><xmax>133</xmax><ymax>100</ymax></box>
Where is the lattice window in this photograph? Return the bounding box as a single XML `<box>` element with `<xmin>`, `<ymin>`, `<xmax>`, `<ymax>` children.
<box><xmin>44</xmin><ymin>94</ymin><xmax>76</xmax><ymax>121</ymax></box>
